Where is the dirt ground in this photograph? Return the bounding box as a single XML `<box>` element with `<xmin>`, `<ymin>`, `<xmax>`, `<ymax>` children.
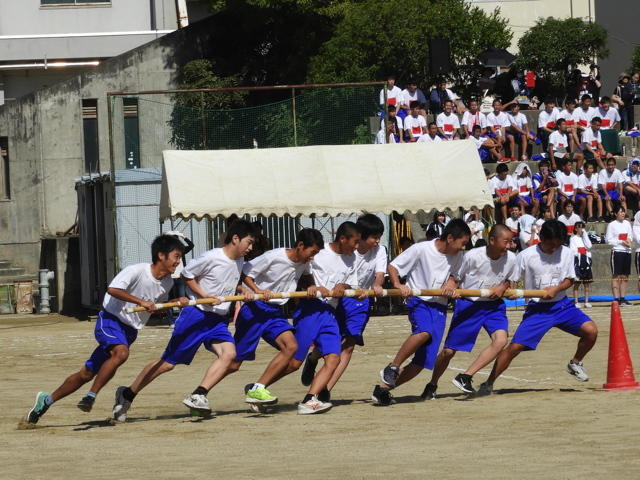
<box><xmin>2</xmin><ymin>304</ymin><xmax>640</xmax><ymax>480</ymax></box>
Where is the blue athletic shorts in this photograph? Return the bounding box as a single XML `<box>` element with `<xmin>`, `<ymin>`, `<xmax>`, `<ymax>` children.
<box><xmin>161</xmin><ymin>306</ymin><xmax>234</xmax><ymax>365</ymax></box>
<box><xmin>443</xmin><ymin>299</ymin><xmax>508</xmax><ymax>352</ymax></box>
<box><xmin>599</xmin><ymin>189</ymin><xmax>620</xmax><ymax>201</ymax></box>
<box><xmin>511</xmin><ymin>296</ymin><xmax>591</xmax><ymax>350</ymax></box>
<box><xmin>406</xmin><ymin>297</ymin><xmax>448</xmax><ymax>370</ymax></box>
<box><xmin>234</xmin><ymin>301</ymin><xmax>294</xmax><ymax>362</ymax></box>
<box><xmin>292</xmin><ymin>299</ymin><xmax>341</xmax><ymax>361</ymax></box>
<box><xmin>336</xmin><ymin>297</ymin><xmax>370</xmax><ymax>346</ymax></box>
<box><xmin>85</xmin><ymin>310</ymin><xmax>138</xmax><ymax>373</ymax></box>
<box><xmin>517</xmin><ymin>195</ymin><xmax>533</xmax><ymax>206</ymax></box>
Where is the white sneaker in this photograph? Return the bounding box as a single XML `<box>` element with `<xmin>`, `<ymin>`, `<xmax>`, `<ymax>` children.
<box><xmin>575</xmin><ymin>302</ymin><xmax>583</xmax><ymax>309</ymax></box>
<box><xmin>182</xmin><ymin>393</ymin><xmax>212</xmax><ymax>414</ymax></box>
<box><xmin>567</xmin><ymin>361</ymin><xmax>589</xmax><ymax>382</ymax></box>
<box><xmin>297</xmin><ymin>396</ymin><xmax>332</xmax><ymax>415</ymax></box>
<box><xmin>112</xmin><ymin>386</ymin><xmax>132</xmax><ymax>422</ymax></box>
<box><xmin>476</xmin><ymin>382</ymin><xmax>493</xmax><ymax>396</ymax></box>
<box><xmin>584</xmin><ymin>302</ymin><xmax>593</xmax><ymax>308</ymax></box>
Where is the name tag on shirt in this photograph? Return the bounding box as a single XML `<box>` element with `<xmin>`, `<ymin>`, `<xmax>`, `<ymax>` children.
<box><xmin>444</xmin><ymin>124</ymin><xmax>454</xmax><ymax>132</ymax></box>
<box><xmin>578</xmin><ymin>120</ymin><xmax>588</xmax><ymax>127</ymax></box>
<box><xmin>566</xmin><ymin>120</ymin><xmax>575</xmax><ymax>126</ymax></box>
<box><xmin>388</xmin><ymin>97</ymin><xmax>397</xmax><ymax>106</ymax></box>
<box><xmin>585</xmin><ymin>186</ymin><xmax>594</xmax><ymax>191</ymax></box>
<box><xmin>601</xmin><ymin>119</ymin><xmax>611</xmax><ymax>127</ymax></box>
<box><xmin>519</xmin><ymin>185</ymin><xmax>529</xmax><ymax>193</ymax></box>
<box><xmin>563</xmin><ymin>184</ymin><xmax>574</xmax><ymax>193</ymax></box>
<box><xmin>606</xmin><ymin>182</ymin><xmax>616</xmax><ymax>191</ymax></box>
<box><xmin>578</xmin><ymin>247</ymin><xmax>587</xmax><ymax>254</ymax></box>
<box><xmin>591</xmin><ymin>140</ymin><xmax>598</xmax><ymax>147</ymax></box>
<box><xmin>619</xmin><ymin>233</ymin><xmax>628</xmax><ymax>241</ymax></box>
<box><xmin>412</xmin><ymin>126</ymin><xmax>422</xmax><ymax>134</ymax></box>
<box><xmin>497</xmin><ymin>188</ymin><xmax>509</xmax><ymax>195</ymax></box>
<box><xmin>546</xmin><ymin>121</ymin><xmax>556</xmax><ymax>129</ymax></box>
<box><xmin>566</xmin><ymin>225</ymin><xmax>575</xmax><ymax>234</ymax></box>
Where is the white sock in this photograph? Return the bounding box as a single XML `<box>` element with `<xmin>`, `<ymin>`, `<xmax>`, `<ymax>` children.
<box><xmin>251</xmin><ymin>383</ymin><xmax>265</xmax><ymax>391</ymax></box>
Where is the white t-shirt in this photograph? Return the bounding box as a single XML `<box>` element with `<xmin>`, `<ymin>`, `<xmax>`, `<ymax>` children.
<box><xmin>516</xmin><ymin>245</ymin><xmax>576</xmax><ymax>302</ymax></box>
<box><xmin>578</xmin><ymin>173</ymin><xmax>598</xmax><ymax>193</ymax></box>
<box><xmin>486</xmin><ymin>112</ymin><xmax>510</xmax><ymax>135</ymax></box>
<box><xmin>606</xmin><ymin>220</ymin><xmax>633</xmax><ymax>253</ymax></box>
<box><xmin>436</xmin><ymin>112</ymin><xmax>460</xmax><ymax>138</ymax></box>
<box><xmin>490</xmin><ymin>175</ymin><xmax>515</xmax><ymax>196</ymax></box>
<box><xmin>379</xmin><ymin>85</ymin><xmax>403</xmax><ymax>106</ymax></box>
<box><xmin>633</xmin><ymin>211</ymin><xmax>640</xmax><ymax>253</ymax></box>
<box><xmin>417</xmin><ymin>133</ymin><xmax>442</xmax><ymax>143</ymax></box>
<box><xmin>380</xmin><ymin>115</ymin><xmax>404</xmax><ymax>132</ymax></box>
<box><xmin>505</xmin><ymin>216</ymin><xmax>519</xmax><ymax>233</ymax></box>
<box><xmin>555</xmin><ymin>171</ymin><xmax>579</xmax><ymax>198</ymax></box>
<box><xmin>559</xmin><ymin>108</ymin><xmax>579</xmax><ymax>127</ymax></box>
<box><xmin>575</xmin><ymin>106</ymin><xmax>596</xmax><ymax>128</ymax></box>
<box><xmin>598</xmin><ymin>168</ymin><xmax>625</xmax><ymax>191</ymax></box>
<box><xmin>518</xmin><ymin>214</ymin><xmax>538</xmax><ymax>247</ymax></box>
<box><xmin>625</xmin><ymin>168</ymin><xmax>640</xmax><ymax>185</ymax></box>
<box><xmin>537</xmin><ymin>110</ymin><xmax>558</xmax><ymax>129</ymax></box>
<box><xmin>102</xmin><ymin>263</ymin><xmax>174</xmax><ymax>330</ymax></box>
<box><xmin>461</xmin><ymin>110</ymin><xmax>487</xmax><ymax>131</ymax></box>
<box><xmin>581</xmin><ymin>127</ymin><xmax>602</xmax><ymax>151</ymax></box>
<box><xmin>513</xmin><ymin>175</ymin><xmax>532</xmax><ymax>196</ymax></box>
<box><xmin>181</xmin><ymin>248</ymin><xmax>243</xmax><ymax>315</ymax></box>
<box><xmin>570</xmin><ymin>231</ymin><xmax>592</xmax><ymax>258</ymax></box>
<box><xmin>390</xmin><ymin>239</ymin><xmax>464</xmax><ymax>305</ymax></box>
<box><xmin>548</xmin><ymin>131</ymin><xmax>569</xmax><ymax>154</ymax></box>
<box><xmin>458</xmin><ymin>247</ymin><xmax>519</xmax><ymax>301</ymax></box>
<box><xmin>404</xmin><ymin>114</ymin><xmax>427</xmax><ymax>138</ymax></box>
<box><xmin>375</xmin><ymin>129</ymin><xmax>398</xmax><ymax>144</ymax></box>
<box><xmin>558</xmin><ymin>213</ymin><xmax>582</xmax><ymax>235</ymax></box>
<box><xmin>508</xmin><ymin>112</ymin><xmax>528</xmax><ymax>130</ymax></box>
<box><xmin>401</xmin><ymin>88</ymin><xmax>422</xmax><ymax>107</ymax></box>
<box><xmin>242</xmin><ymin>248</ymin><xmax>311</xmax><ymax>305</ymax></box>
<box><xmin>596</xmin><ymin>107</ymin><xmax>620</xmax><ymax>130</ymax></box>
<box><xmin>354</xmin><ymin>245</ymin><xmax>388</xmax><ymax>289</ymax></box>
<box><xmin>309</xmin><ymin>243</ymin><xmax>357</xmax><ymax>308</ymax></box>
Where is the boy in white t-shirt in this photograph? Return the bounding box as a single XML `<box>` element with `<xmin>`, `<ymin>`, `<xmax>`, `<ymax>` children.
<box><xmin>371</xmin><ymin>220</ymin><xmax>470</xmax><ymax>405</ymax></box>
<box><xmin>461</xmin><ymin>99</ymin><xmax>487</xmax><ymax>138</ymax></box>
<box><xmin>436</xmin><ymin>100</ymin><xmax>461</xmax><ymax>140</ymax></box>
<box><xmin>596</xmin><ymin>96</ymin><xmax>620</xmax><ymax>130</ymax></box>
<box><xmin>471</xmin><ymin>124</ymin><xmax>501</xmax><ymax>162</ymax></box>
<box><xmin>417</xmin><ymin>122</ymin><xmax>443</xmax><ymax>143</ymax></box>
<box><xmin>512</xmin><ymin>162</ymin><xmax>539</xmax><ymax>216</ymax></box>
<box><xmin>558</xmin><ymin>200</ymin><xmax>582</xmax><ymax>236</ymax></box>
<box><xmin>506</xmin><ymin>103</ymin><xmax>535</xmax><ymax>161</ymax></box>
<box><xmin>555</xmin><ymin>158</ymin><xmax>580</xmax><ymax>211</ymax></box>
<box><xmin>404</xmin><ymin>101</ymin><xmax>427</xmax><ymax>142</ymax></box>
<box><xmin>623</xmin><ymin>158</ymin><xmax>640</xmax><ymax>207</ymax></box>
<box><xmin>375</xmin><ymin>120</ymin><xmax>398</xmax><ymax>144</ymax></box>
<box><xmin>559</xmin><ymin>98</ymin><xmax>581</xmax><ymax>151</ymax></box>
<box><xmin>581</xmin><ymin>117</ymin><xmax>612</xmax><ymax>169</ymax></box>
<box><xmin>486</xmin><ymin>99</ymin><xmax>510</xmax><ymax>156</ymax></box>
<box><xmin>576</xmin><ymin>162</ymin><xmax>602</xmax><ymax>222</ymax></box>
<box><xmin>491</xmin><ymin>162</ymin><xmax>518</xmax><ymax>221</ymax></box>
<box><xmin>537</xmin><ymin>99</ymin><xmax>558</xmax><ymax>150</ymax></box>
<box><xmin>548</xmin><ymin>119</ymin><xmax>585</xmax><ymax>172</ymax></box>
<box><xmin>111</xmin><ymin>220</ymin><xmax>256</xmax><ymax>420</ymax></box>
<box><xmin>598</xmin><ymin>156</ymin><xmax>627</xmax><ymax>216</ymax></box>
<box><xmin>575</xmin><ymin>94</ymin><xmax>597</xmax><ymax>133</ymax></box>
<box><xmin>379</xmin><ymin>75</ymin><xmax>404</xmax><ymax>109</ymax></box>
<box><xmin>26</xmin><ymin>235</ymin><xmax>187</xmax><ymax>424</ymax></box>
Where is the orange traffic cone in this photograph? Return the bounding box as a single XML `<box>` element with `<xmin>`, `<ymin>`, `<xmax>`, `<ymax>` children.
<box><xmin>602</xmin><ymin>301</ymin><xmax>640</xmax><ymax>391</ymax></box>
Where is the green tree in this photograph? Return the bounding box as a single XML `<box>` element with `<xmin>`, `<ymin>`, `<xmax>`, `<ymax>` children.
<box><xmin>517</xmin><ymin>17</ymin><xmax>609</xmax><ymax>99</ymax></box>
<box><xmin>307</xmin><ymin>0</ymin><xmax>512</xmax><ymax>97</ymax></box>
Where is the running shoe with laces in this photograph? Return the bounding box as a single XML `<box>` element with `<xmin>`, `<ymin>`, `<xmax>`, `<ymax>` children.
<box><xmin>112</xmin><ymin>386</ymin><xmax>132</xmax><ymax>422</ymax></box>
<box><xmin>245</xmin><ymin>386</ymin><xmax>278</xmax><ymax>405</ymax></box>
<box><xmin>371</xmin><ymin>385</ymin><xmax>395</xmax><ymax>406</ymax></box>
<box><xmin>77</xmin><ymin>394</ymin><xmax>95</xmax><ymax>412</ymax></box>
<box><xmin>26</xmin><ymin>392</ymin><xmax>51</xmax><ymax>424</ymax></box>
<box><xmin>380</xmin><ymin>364</ymin><xmax>400</xmax><ymax>388</ymax></box>
<box><xmin>297</xmin><ymin>396</ymin><xmax>332</xmax><ymax>415</ymax></box>
<box><xmin>182</xmin><ymin>393</ymin><xmax>212</xmax><ymax>414</ymax></box>
<box><xmin>420</xmin><ymin>382</ymin><xmax>437</xmax><ymax>400</ymax></box>
<box><xmin>567</xmin><ymin>361</ymin><xmax>589</xmax><ymax>381</ymax></box>
<box><xmin>300</xmin><ymin>352</ymin><xmax>319</xmax><ymax>386</ymax></box>
<box><xmin>620</xmin><ymin>299</ymin><xmax>633</xmax><ymax>307</ymax></box>
<box><xmin>317</xmin><ymin>388</ymin><xmax>331</xmax><ymax>403</ymax></box>
<box><xmin>477</xmin><ymin>382</ymin><xmax>493</xmax><ymax>396</ymax></box>
<box><xmin>452</xmin><ymin>373</ymin><xmax>475</xmax><ymax>394</ymax></box>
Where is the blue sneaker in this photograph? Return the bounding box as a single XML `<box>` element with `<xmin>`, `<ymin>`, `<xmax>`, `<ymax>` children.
<box><xmin>26</xmin><ymin>392</ymin><xmax>50</xmax><ymax>424</ymax></box>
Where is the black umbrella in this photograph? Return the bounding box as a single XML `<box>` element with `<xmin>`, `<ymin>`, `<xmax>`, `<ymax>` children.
<box><xmin>477</xmin><ymin>48</ymin><xmax>517</xmax><ymax>68</ymax></box>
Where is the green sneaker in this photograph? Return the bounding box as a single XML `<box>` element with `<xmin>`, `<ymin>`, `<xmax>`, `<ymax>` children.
<box><xmin>245</xmin><ymin>386</ymin><xmax>278</xmax><ymax>405</ymax></box>
<box><xmin>26</xmin><ymin>392</ymin><xmax>51</xmax><ymax>424</ymax></box>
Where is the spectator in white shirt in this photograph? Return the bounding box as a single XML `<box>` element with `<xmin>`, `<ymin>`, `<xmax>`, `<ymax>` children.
<box><xmin>581</xmin><ymin>117</ymin><xmax>612</xmax><ymax>169</ymax></box>
<box><xmin>558</xmin><ymin>200</ymin><xmax>582</xmax><ymax>237</ymax></box>
<box><xmin>486</xmin><ymin>99</ymin><xmax>510</xmax><ymax>159</ymax></box>
<box><xmin>379</xmin><ymin>75</ymin><xmax>404</xmax><ymax>109</ymax></box>
<box><xmin>596</xmin><ymin>96</ymin><xmax>621</xmax><ymax>130</ymax></box>
<box><xmin>633</xmin><ymin>210</ymin><xmax>640</xmax><ymax>292</ymax></box>
<box><xmin>599</xmin><ymin>156</ymin><xmax>627</xmax><ymax>218</ymax></box>
<box><xmin>606</xmin><ymin>205</ymin><xmax>634</xmax><ymax>306</ymax></box>
<box><xmin>461</xmin><ymin>99</ymin><xmax>487</xmax><ymax>138</ymax></box>
<box><xmin>555</xmin><ymin>158</ymin><xmax>580</xmax><ymax>212</ymax></box>
<box><xmin>512</xmin><ymin>162</ymin><xmax>539</xmax><ymax>216</ymax></box>
<box><xmin>506</xmin><ymin>103</ymin><xmax>534</xmax><ymax>161</ymax></box>
<box><xmin>548</xmin><ymin>119</ymin><xmax>585</xmax><ymax>172</ymax></box>
<box><xmin>623</xmin><ymin>157</ymin><xmax>640</xmax><ymax>207</ymax></box>
<box><xmin>401</xmin><ymin>80</ymin><xmax>427</xmax><ymax>118</ymax></box>
<box><xmin>575</xmin><ymin>94</ymin><xmax>597</xmax><ymax>134</ymax></box>
<box><xmin>375</xmin><ymin>120</ymin><xmax>398</xmax><ymax>144</ymax></box>
<box><xmin>436</xmin><ymin>100</ymin><xmax>461</xmax><ymax>140</ymax></box>
<box><xmin>576</xmin><ymin>162</ymin><xmax>602</xmax><ymax>222</ymax></box>
<box><xmin>559</xmin><ymin>98</ymin><xmax>581</xmax><ymax>151</ymax></box>
<box><xmin>491</xmin><ymin>163</ymin><xmax>517</xmax><ymax>221</ymax></box>
<box><xmin>417</xmin><ymin>122</ymin><xmax>443</xmax><ymax>143</ymax></box>
<box><xmin>532</xmin><ymin>160</ymin><xmax>558</xmax><ymax>218</ymax></box>
<box><xmin>429</xmin><ymin>80</ymin><xmax>463</xmax><ymax>115</ymax></box>
<box><xmin>471</xmin><ymin>125</ymin><xmax>500</xmax><ymax>162</ymax></box>
<box><xmin>404</xmin><ymin>101</ymin><xmax>427</xmax><ymax>142</ymax></box>
<box><xmin>537</xmin><ymin>99</ymin><xmax>558</xmax><ymax>150</ymax></box>
<box><xmin>570</xmin><ymin>221</ymin><xmax>593</xmax><ymax>308</ymax></box>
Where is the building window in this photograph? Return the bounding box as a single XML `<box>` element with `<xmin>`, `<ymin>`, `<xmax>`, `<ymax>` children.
<box><xmin>0</xmin><ymin>138</ymin><xmax>9</xmax><ymax>200</ymax></box>
<box><xmin>123</xmin><ymin>98</ymin><xmax>140</xmax><ymax>169</ymax></box>
<box><xmin>82</xmin><ymin>99</ymin><xmax>100</xmax><ymax>174</ymax></box>
<box><xmin>41</xmin><ymin>0</ymin><xmax>110</xmax><ymax>5</ymax></box>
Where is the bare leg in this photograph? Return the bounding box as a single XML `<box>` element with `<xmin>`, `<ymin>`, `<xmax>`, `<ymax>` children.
<box><xmin>611</xmin><ymin>276</ymin><xmax>620</xmax><ymax>299</ymax></box>
<box><xmin>50</xmin><ymin>366</ymin><xmax>96</xmax><ymax>402</ymax></box>
<box><xmin>327</xmin><ymin>337</ymin><xmax>357</xmax><ymax>391</ymax></box>
<box><xmin>584</xmin><ymin>283</ymin><xmax>590</xmax><ymax>303</ymax></box>
<box><xmin>620</xmin><ymin>276</ymin><xmax>629</xmax><ymax>299</ymax></box>
<box><xmin>129</xmin><ymin>359</ymin><xmax>176</xmax><ymax>394</ymax></box>
<box><xmin>486</xmin><ymin>343</ymin><xmax>526</xmax><ymax>385</ymax></box>
<box><xmin>572</xmin><ymin>321</ymin><xmax>598</xmax><ymax>362</ymax></box>
<box><xmin>256</xmin><ymin>330</ymin><xmax>298</xmax><ymax>386</ymax></box>
<box><xmin>465</xmin><ymin>330</ymin><xmax>508</xmax><ymax>376</ymax></box>
<box><xmin>308</xmin><ymin>353</ymin><xmax>340</xmax><ymax>396</ymax></box>
<box><xmin>429</xmin><ymin>348</ymin><xmax>456</xmax><ymax>386</ymax></box>
<box><xmin>390</xmin><ymin>332</ymin><xmax>430</xmax><ymax>367</ymax></box>
<box><xmin>266</xmin><ymin>358</ymin><xmax>303</xmax><ymax>387</ymax></box>
<box><xmin>394</xmin><ymin>362</ymin><xmax>424</xmax><ymax>388</ymax></box>
<box><xmin>87</xmin><ymin>345</ymin><xmax>130</xmax><ymax>395</ymax></box>
<box><xmin>197</xmin><ymin>341</ymin><xmax>237</xmax><ymax>391</ymax></box>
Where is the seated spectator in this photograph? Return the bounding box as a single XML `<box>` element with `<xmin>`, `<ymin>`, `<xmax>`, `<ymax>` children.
<box><xmin>598</xmin><ymin>156</ymin><xmax>627</xmax><ymax>217</ymax></box>
<box><xmin>575</xmin><ymin>94</ymin><xmax>597</xmax><ymax>134</ymax></box>
<box><xmin>436</xmin><ymin>100</ymin><xmax>461</xmax><ymax>140</ymax></box>
<box><xmin>505</xmin><ymin>206</ymin><xmax>521</xmax><ymax>249</ymax></box>
<box><xmin>382</xmin><ymin>105</ymin><xmax>405</xmax><ymax>143</ymax></box>
<box><xmin>491</xmin><ymin>163</ymin><xmax>517</xmax><ymax>220</ymax></box>
<box><xmin>404</xmin><ymin>101</ymin><xmax>427</xmax><ymax>142</ymax></box>
<box><xmin>558</xmin><ymin>200</ymin><xmax>582</xmax><ymax>236</ymax></box>
<box><xmin>485</xmin><ymin>99</ymin><xmax>511</xmax><ymax>161</ymax></box>
<box><xmin>429</xmin><ymin>80</ymin><xmax>462</xmax><ymax>115</ymax></box>
<box><xmin>623</xmin><ymin>157</ymin><xmax>640</xmax><ymax>209</ymax></box>
<box><xmin>518</xmin><ymin>204</ymin><xmax>539</xmax><ymax>247</ymax></box>
<box><xmin>596</xmin><ymin>96</ymin><xmax>621</xmax><ymax>130</ymax></box>
<box><xmin>537</xmin><ymin>99</ymin><xmax>558</xmax><ymax>150</ymax></box>
<box><xmin>512</xmin><ymin>162</ymin><xmax>539</xmax><ymax>215</ymax></box>
<box><xmin>401</xmin><ymin>80</ymin><xmax>427</xmax><ymax>118</ymax></box>
<box><xmin>379</xmin><ymin>75</ymin><xmax>404</xmax><ymax>108</ymax></box>
<box><xmin>532</xmin><ymin>160</ymin><xmax>558</xmax><ymax>217</ymax></box>
<box><xmin>464</xmin><ymin>206</ymin><xmax>485</xmax><ymax>248</ymax></box>
<box><xmin>581</xmin><ymin>117</ymin><xmax>612</xmax><ymax>169</ymax></box>
<box><xmin>375</xmin><ymin>120</ymin><xmax>398</xmax><ymax>144</ymax></box>
<box><xmin>548</xmin><ymin>119</ymin><xmax>585</xmax><ymax>172</ymax></box>
<box><xmin>558</xmin><ymin>98</ymin><xmax>581</xmax><ymax>151</ymax></box>
<box><xmin>555</xmin><ymin>158</ymin><xmax>580</xmax><ymax>212</ymax></box>
<box><xmin>417</xmin><ymin>122</ymin><xmax>443</xmax><ymax>143</ymax></box>
<box><xmin>570</xmin><ymin>221</ymin><xmax>593</xmax><ymax>308</ymax></box>
<box><xmin>576</xmin><ymin>162</ymin><xmax>602</xmax><ymax>222</ymax></box>
<box><xmin>470</xmin><ymin>125</ymin><xmax>500</xmax><ymax>162</ymax></box>
<box><xmin>461</xmin><ymin>99</ymin><xmax>487</xmax><ymax>138</ymax></box>
<box><xmin>506</xmin><ymin>102</ymin><xmax>535</xmax><ymax>161</ymax></box>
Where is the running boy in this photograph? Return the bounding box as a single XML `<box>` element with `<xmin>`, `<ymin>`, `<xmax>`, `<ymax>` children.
<box><xmin>425</xmin><ymin>225</ymin><xmax>519</xmax><ymax>397</ymax></box>
<box><xmin>26</xmin><ymin>234</ymin><xmax>187</xmax><ymax>424</ymax></box>
<box><xmin>111</xmin><ymin>220</ymin><xmax>255</xmax><ymax>420</ymax></box>
<box><xmin>479</xmin><ymin>220</ymin><xmax>598</xmax><ymax>394</ymax></box>
<box><xmin>371</xmin><ymin>219</ymin><xmax>470</xmax><ymax>406</ymax></box>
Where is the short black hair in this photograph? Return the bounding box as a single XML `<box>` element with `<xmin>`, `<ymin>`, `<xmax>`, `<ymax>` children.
<box><xmin>428</xmin><ymin>121</ymin><xmax>437</xmax><ymax>128</ymax></box>
<box><xmin>556</xmin><ymin>118</ymin><xmax>566</xmax><ymax>127</ymax></box>
<box><xmin>151</xmin><ymin>234</ymin><xmax>185</xmax><ymax>263</ymax></box>
<box><xmin>410</xmin><ymin>100</ymin><xmax>420</xmax><ymax>109</ymax></box>
<box><xmin>566</xmin><ymin>98</ymin><xmax>577</xmax><ymax>105</ymax></box>
<box><xmin>224</xmin><ymin>219</ymin><xmax>256</xmax><ymax>245</ymax></box>
<box><xmin>581</xmin><ymin>94</ymin><xmax>592</xmax><ymax>101</ymax></box>
<box><xmin>540</xmin><ymin>219</ymin><xmax>567</xmax><ymax>242</ymax></box>
<box><xmin>496</xmin><ymin>163</ymin><xmax>509</xmax><ymax>174</ymax></box>
<box><xmin>472</xmin><ymin>125</ymin><xmax>482</xmax><ymax>132</ymax></box>
<box><xmin>489</xmin><ymin>223</ymin><xmax>512</xmax><ymax>240</ymax></box>
<box><xmin>613</xmin><ymin>204</ymin><xmax>626</xmax><ymax>215</ymax></box>
<box><xmin>591</xmin><ymin>116</ymin><xmax>601</xmax><ymax>124</ymax></box>
<box><xmin>295</xmin><ymin>228</ymin><xmax>324</xmax><ymax>249</ymax></box>
<box><xmin>600</xmin><ymin>96</ymin><xmax>611</xmax><ymax>103</ymax></box>
<box><xmin>357</xmin><ymin>213</ymin><xmax>384</xmax><ymax>240</ymax></box>
<box><xmin>538</xmin><ymin>160</ymin><xmax>550</xmax><ymax>169</ymax></box>
<box><xmin>440</xmin><ymin>218</ymin><xmax>471</xmax><ymax>241</ymax></box>
<box><xmin>334</xmin><ymin>221</ymin><xmax>360</xmax><ymax>242</ymax></box>
<box><xmin>564</xmin><ymin>199</ymin><xmax>575</xmax><ymax>208</ymax></box>
<box><xmin>544</xmin><ymin>98</ymin><xmax>555</xmax><ymax>105</ymax></box>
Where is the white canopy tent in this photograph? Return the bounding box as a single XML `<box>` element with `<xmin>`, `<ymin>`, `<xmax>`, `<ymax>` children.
<box><xmin>159</xmin><ymin>141</ymin><xmax>492</xmax><ymax>220</ymax></box>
